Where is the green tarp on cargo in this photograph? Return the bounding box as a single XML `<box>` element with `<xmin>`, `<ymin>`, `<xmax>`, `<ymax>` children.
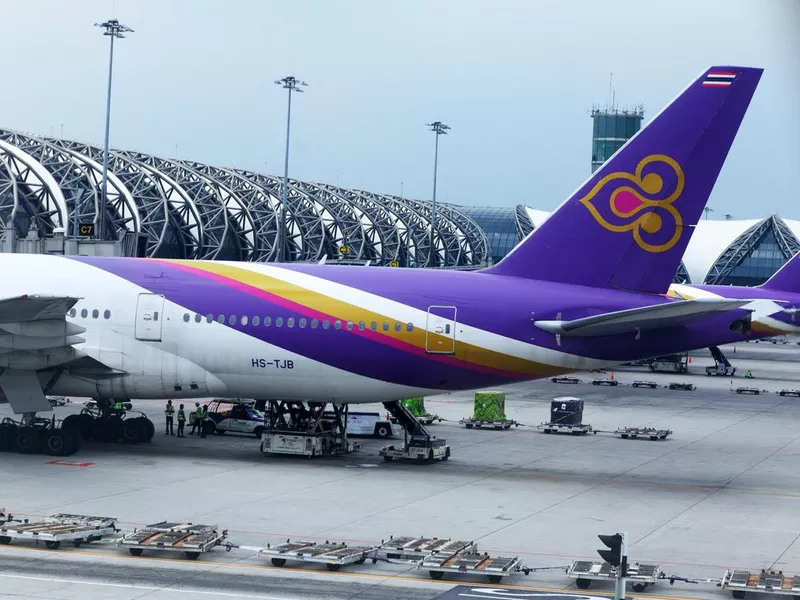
<box><xmin>402</xmin><ymin>397</ymin><xmax>429</xmax><ymax>417</ymax></box>
<box><xmin>474</xmin><ymin>391</ymin><xmax>506</xmax><ymax>421</ymax></box>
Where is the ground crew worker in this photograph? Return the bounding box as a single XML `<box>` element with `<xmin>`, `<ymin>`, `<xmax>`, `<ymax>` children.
<box><xmin>165</xmin><ymin>400</ymin><xmax>175</xmax><ymax>435</ymax></box>
<box><xmin>199</xmin><ymin>404</ymin><xmax>209</xmax><ymax>438</ymax></box>
<box><xmin>190</xmin><ymin>402</ymin><xmax>202</xmax><ymax>436</ymax></box>
<box><xmin>177</xmin><ymin>404</ymin><xmax>186</xmax><ymax>437</ymax></box>
<box><xmin>113</xmin><ymin>400</ymin><xmax>124</xmax><ymax>415</ymax></box>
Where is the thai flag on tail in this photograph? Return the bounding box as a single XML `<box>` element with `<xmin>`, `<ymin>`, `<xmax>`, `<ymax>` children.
<box><xmin>702</xmin><ymin>72</ymin><xmax>737</xmax><ymax>87</ymax></box>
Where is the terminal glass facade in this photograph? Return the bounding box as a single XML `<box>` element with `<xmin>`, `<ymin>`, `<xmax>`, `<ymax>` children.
<box><xmin>459</xmin><ymin>206</ymin><xmax>520</xmax><ymax>264</ymax></box>
<box><xmin>720</xmin><ymin>230</ymin><xmax>787</xmax><ymax>286</ymax></box>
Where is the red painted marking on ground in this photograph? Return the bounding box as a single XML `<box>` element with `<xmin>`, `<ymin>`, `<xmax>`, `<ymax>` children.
<box><xmin>45</xmin><ymin>460</ymin><xmax>95</xmax><ymax>467</ymax></box>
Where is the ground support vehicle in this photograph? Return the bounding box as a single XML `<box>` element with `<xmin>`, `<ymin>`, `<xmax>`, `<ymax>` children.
<box><xmin>237</xmin><ymin>539</ymin><xmax>379</xmax><ymax>571</ymax></box>
<box><xmin>615</xmin><ymin>427</ymin><xmax>672</xmax><ymax>441</ymax></box>
<box><xmin>203</xmin><ymin>399</ymin><xmax>266</xmax><ymax>437</ymax></box>
<box><xmin>668</xmin><ymin>382</ymin><xmax>695</xmax><ymax>391</ymax></box>
<box><xmin>706</xmin><ymin>345</ymin><xmax>737</xmax><ymax>377</ymax></box>
<box><xmin>421</xmin><ymin>551</ymin><xmax>524</xmax><ymax>583</ymax></box>
<box><xmin>568</xmin><ymin>560</ymin><xmax>663</xmax><ymax>592</ymax></box>
<box><xmin>779</xmin><ymin>389</ymin><xmax>800</xmax><ymax>397</ymax></box>
<box><xmin>0</xmin><ymin>513</ymin><xmax>118</xmax><ymax>549</ymax></box>
<box><xmin>376</xmin><ymin>536</ymin><xmax>477</xmax><ymax>563</ymax></box>
<box><xmin>0</xmin><ymin>414</ymin><xmax>82</xmax><ymax>456</ymax></box>
<box><xmin>536</xmin><ymin>422</ymin><xmax>594</xmax><ymax>435</ymax></box>
<box><xmin>323</xmin><ymin>411</ymin><xmax>395</xmax><ymax>438</ymax></box>
<box><xmin>649</xmin><ymin>354</ymin><xmax>689</xmax><ymax>373</ymax></box>
<box><xmin>551</xmin><ymin>376</ymin><xmax>581</xmax><ymax>384</ymax></box>
<box><xmin>632</xmin><ymin>380</ymin><xmax>658</xmax><ymax>389</ymax></box>
<box><xmin>119</xmin><ymin>522</ymin><xmax>227</xmax><ymax>560</ymax></box>
<box><xmin>459</xmin><ymin>418</ymin><xmax>518</xmax><ymax>430</ymax></box>
<box><xmin>721</xmin><ymin>568</ymin><xmax>800</xmax><ymax>598</ymax></box>
<box><xmin>379</xmin><ymin>401</ymin><xmax>450</xmax><ymax>463</ymax></box>
<box><xmin>260</xmin><ymin>401</ymin><xmax>360</xmax><ymax>458</ymax></box>
<box><xmin>734</xmin><ymin>387</ymin><xmax>762</xmax><ymax>395</ymax></box>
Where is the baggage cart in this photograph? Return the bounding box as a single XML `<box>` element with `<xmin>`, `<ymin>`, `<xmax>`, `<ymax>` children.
<box><xmin>568</xmin><ymin>560</ymin><xmax>663</xmax><ymax>592</ymax></box>
<box><xmin>721</xmin><ymin>568</ymin><xmax>800</xmax><ymax>598</ymax></box>
<box><xmin>119</xmin><ymin>522</ymin><xmax>227</xmax><ymax>560</ymax></box>
<box><xmin>615</xmin><ymin>426</ymin><xmax>672</xmax><ymax>441</ymax></box>
<box><xmin>422</xmin><ymin>551</ymin><xmax>523</xmax><ymax>583</ymax></box>
<box><xmin>255</xmin><ymin>539</ymin><xmax>378</xmax><ymax>571</ymax></box>
<box><xmin>0</xmin><ymin>513</ymin><xmax>118</xmax><ymax>549</ymax></box>
<box><xmin>376</xmin><ymin>536</ymin><xmax>476</xmax><ymax>563</ymax></box>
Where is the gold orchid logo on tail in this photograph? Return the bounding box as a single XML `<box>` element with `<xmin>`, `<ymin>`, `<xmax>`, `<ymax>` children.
<box><xmin>580</xmin><ymin>154</ymin><xmax>685</xmax><ymax>253</ymax></box>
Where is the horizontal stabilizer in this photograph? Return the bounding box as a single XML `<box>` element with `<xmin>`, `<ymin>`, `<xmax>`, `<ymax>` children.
<box><xmin>534</xmin><ymin>298</ymin><xmax>754</xmax><ymax>337</ymax></box>
<box><xmin>0</xmin><ymin>295</ymin><xmax>80</xmax><ymax>323</ymax></box>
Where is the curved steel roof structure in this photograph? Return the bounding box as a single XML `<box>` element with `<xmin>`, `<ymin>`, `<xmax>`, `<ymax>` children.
<box><xmin>0</xmin><ymin>128</ymin><xmax>491</xmax><ymax>268</ymax></box>
<box><xmin>3</xmin><ymin>127</ymin><xmax>797</xmax><ymax>285</ymax></box>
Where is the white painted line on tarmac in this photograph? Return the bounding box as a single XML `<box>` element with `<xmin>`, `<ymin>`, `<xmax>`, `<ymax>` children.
<box><xmin>0</xmin><ymin>572</ymin><xmax>296</xmax><ymax>600</ymax></box>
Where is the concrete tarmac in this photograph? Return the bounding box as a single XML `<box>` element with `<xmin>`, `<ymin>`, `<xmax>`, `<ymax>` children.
<box><xmin>1</xmin><ymin>341</ymin><xmax>800</xmax><ymax>599</ymax></box>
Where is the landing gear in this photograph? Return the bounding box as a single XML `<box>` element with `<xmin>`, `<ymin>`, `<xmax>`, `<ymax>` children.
<box><xmin>0</xmin><ymin>414</ymin><xmax>82</xmax><ymax>457</ymax></box>
<box><xmin>60</xmin><ymin>400</ymin><xmax>155</xmax><ymax>447</ymax></box>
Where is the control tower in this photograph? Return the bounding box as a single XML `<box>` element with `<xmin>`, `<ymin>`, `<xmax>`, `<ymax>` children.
<box><xmin>590</xmin><ymin>104</ymin><xmax>644</xmax><ymax>172</ymax></box>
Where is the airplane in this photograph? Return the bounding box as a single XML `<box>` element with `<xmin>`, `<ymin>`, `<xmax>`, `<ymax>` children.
<box><xmin>0</xmin><ymin>65</ymin><xmax>774</xmax><ymax>457</ymax></box>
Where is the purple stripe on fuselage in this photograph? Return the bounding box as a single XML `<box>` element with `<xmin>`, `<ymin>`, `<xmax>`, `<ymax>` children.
<box><xmin>68</xmin><ymin>256</ymin><xmax>528</xmax><ymax>390</ymax></box>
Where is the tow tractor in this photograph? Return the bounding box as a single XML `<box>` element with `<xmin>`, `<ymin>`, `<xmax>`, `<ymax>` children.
<box><xmin>378</xmin><ymin>401</ymin><xmax>450</xmax><ymax>463</ymax></box>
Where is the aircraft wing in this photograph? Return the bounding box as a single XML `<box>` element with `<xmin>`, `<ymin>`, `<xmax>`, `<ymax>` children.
<box><xmin>534</xmin><ymin>298</ymin><xmax>755</xmax><ymax>337</ymax></box>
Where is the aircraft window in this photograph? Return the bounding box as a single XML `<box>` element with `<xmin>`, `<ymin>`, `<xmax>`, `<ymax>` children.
<box><xmin>92</xmin><ymin>309</ymin><xmax>99</xmax><ymax>319</ymax></box>
<box><xmin>80</xmin><ymin>309</ymin><xmax>88</xmax><ymax>318</ymax></box>
<box><xmin>323</xmin><ymin>320</ymin><xmax>330</xmax><ymax>329</ymax></box>
<box><xmin>334</xmin><ymin>320</ymin><xmax>342</xmax><ymax>330</ymax></box>
<box><xmin>228</xmin><ymin>315</ymin><xmax>237</xmax><ymax>325</ymax></box>
<box><xmin>346</xmin><ymin>321</ymin><xmax>354</xmax><ymax>331</ymax></box>
<box><xmin>287</xmin><ymin>317</ymin><xmax>295</xmax><ymax>328</ymax></box>
<box><xmin>358</xmin><ymin>320</ymin><xmax>365</xmax><ymax>331</ymax></box>
<box><xmin>264</xmin><ymin>316</ymin><xmax>271</xmax><ymax>327</ymax></box>
<box><xmin>275</xmin><ymin>317</ymin><xmax>283</xmax><ymax>327</ymax></box>
<box><xmin>183</xmin><ymin>313</ymin><xmax>190</xmax><ymax>323</ymax></box>
<box><xmin>394</xmin><ymin>322</ymin><xmax>401</xmax><ymax>332</ymax></box>
<box><xmin>311</xmin><ymin>319</ymin><xmax>318</xmax><ymax>329</ymax></box>
<box><xmin>382</xmin><ymin>322</ymin><xmax>389</xmax><ymax>332</ymax></box>
<box><xmin>252</xmin><ymin>316</ymin><xmax>260</xmax><ymax>326</ymax></box>
<box><xmin>194</xmin><ymin>314</ymin><xmax>202</xmax><ymax>323</ymax></box>
<box><xmin>299</xmin><ymin>318</ymin><xmax>307</xmax><ymax>328</ymax></box>
<box><xmin>217</xmin><ymin>314</ymin><xmax>225</xmax><ymax>324</ymax></box>
<box><xmin>370</xmin><ymin>321</ymin><xmax>378</xmax><ymax>331</ymax></box>
<box><xmin>69</xmin><ymin>308</ymin><xmax>76</xmax><ymax>317</ymax></box>
<box><xmin>104</xmin><ymin>310</ymin><xmax>111</xmax><ymax>320</ymax></box>
<box><xmin>241</xmin><ymin>315</ymin><xmax>249</xmax><ymax>326</ymax></box>
<box><xmin>206</xmin><ymin>314</ymin><xmax>213</xmax><ymax>323</ymax></box>
<box><xmin>406</xmin><ymin>322</ymin><xmax>414</xmax><ymax>332</ymax></box>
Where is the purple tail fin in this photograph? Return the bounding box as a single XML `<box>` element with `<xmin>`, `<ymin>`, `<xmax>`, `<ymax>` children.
<box><xmin>487</xmin><ymin>66</ymin><xmax>763</xmax><ymax>294</ymax></box>
<box><xmin>761</xmin><ymin>251</ymin><xmax>800</xmax><ymax>292</ymax></box>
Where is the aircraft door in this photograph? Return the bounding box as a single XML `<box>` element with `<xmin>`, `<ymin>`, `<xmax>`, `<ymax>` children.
<box><xmin>425</xmin><ymin>305</ymin><xmax>457</xmax><ymax>354</ymax></box>
<box><xmin>135</xmin><ymin>293</ymin><xmax>165</xmax><ymax>342</ymax></box>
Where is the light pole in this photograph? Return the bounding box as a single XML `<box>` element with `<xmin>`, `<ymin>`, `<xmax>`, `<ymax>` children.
<box><xmin>274</xmin><ymin>76</ymin><xmax>308</xmax><ymax>262</ymax></box>
<box><xmin>426</xmin><ymin>121</ymin><xmax>450</xmax><ymax>268</ymax></box>
<box><xmin>94</xmin><ymin>18</ymin><xmax>133</xmax><ymax>241</ymax></box>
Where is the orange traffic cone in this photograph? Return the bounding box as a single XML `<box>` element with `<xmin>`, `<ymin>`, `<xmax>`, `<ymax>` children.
<box><xmin>688</xmin><ymin>356</ymin><xmax>692</xmax><ymax>363</ymax></box>
<box><xmin>610</xmin><ymin>372</ymin><xmax>615</xmax><ymax>381</ymax></box>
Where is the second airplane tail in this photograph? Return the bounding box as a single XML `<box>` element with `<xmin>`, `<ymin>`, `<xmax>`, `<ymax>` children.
<box><xmin>760</xmin><ymin>251</ymin><xmax>800</xmax><ymax>293</ymax></box>
<box><xmin>486</xmin><ymin>66</ymin><xmax>763</xmax><ymax>295</ymax></box>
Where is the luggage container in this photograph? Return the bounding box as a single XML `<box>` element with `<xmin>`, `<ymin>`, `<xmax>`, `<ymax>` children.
<box><xmin>550</xmin><ymin>397</ymin><xmax>584</xmax><ymax>426</ymax></box>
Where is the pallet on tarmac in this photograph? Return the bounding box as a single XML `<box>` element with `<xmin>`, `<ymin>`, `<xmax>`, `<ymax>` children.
<box><xmin>118</xmin><ymin>522</ymin><xmax>227</xmax><ymax>560</ymax></box>
<box><xmin>721</xmin><ymin>568</ymin><xmax>800</xmax><ymax>598</ymax></box>
<box><xmin>254</xmin><ymin>539</ymin><xmax>378</xmax><ymax>571</ymax></box>
<box><xmin>421</xmin><ymin>551</ymin><xmax>522</xmax><ymax>583</ymax></box>
<box><xmin>550</xmin><ymin>376</ymin><xmax>581</xmax><ymax>384</ymax></box>
<box><xmin>734</xmin><ymin>386</ymin><xmax>763</xmax><ymax>395</ymax></box>
<box><xmin>536</xmin><ymin>422</ymin><xmax>594</xmax><ymax>435</ymax></box>
<box><xmin>0</xmin><ymin>513</ymin><xmax>118</xmax><ymax>549</ymax></box>
<box><xmin>376</xmin><ymin>536</ymin><xmax>477</xmax><ymax>563</ymax></box>
<box><xmin>614</xmin><ymin>426</ymin><xmax>672</xmax><ymax>441</ymax></box>
<box><xmin>568</xmin><ymin>560</ymin><xmax>663</xmax><ymax>592</ymax></box>
<box><xmin>459</xmin><ymin>418</ymin><xmax>519</xmax><ymax>430</ymax></box>
<box><xmin>778</xmin><ymin>389</ymin><xmax>800</xmax><ymax>397</ymax></box>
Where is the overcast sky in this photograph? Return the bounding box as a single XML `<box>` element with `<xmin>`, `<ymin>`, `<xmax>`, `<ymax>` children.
<box><xmin>4</xmin><ymin>0</ymin><xmax>799</xmax><ymax>217</ymax></box>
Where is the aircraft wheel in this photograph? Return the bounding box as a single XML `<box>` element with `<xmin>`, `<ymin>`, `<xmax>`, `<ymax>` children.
<box><xmin>44</xmin><ymin>429</ymin><xmax>74</xmax><ymax>456</ymax></box>
<box><xmin>140</xmin><ymin>418</ymin><xmax>155</xmax><ymax>442</ymax></box>
<box><xmin>93</xmin><ymin>416</ymin><xmax>123</xmax><ymax>442</ymax></box>
<box><xmin>14</xmin><ymin>427</ymin><xmax>42</xmax><ymax>454</ymax></box>
<box><xmin>0</xmin><ymin>423</ymin><xmax>16</xmax><ymax>451</ymax></box>
<box><xmin>122</xmin><ymin>418</ymin><xmax>145</xmax><ymax>444</ymax></box>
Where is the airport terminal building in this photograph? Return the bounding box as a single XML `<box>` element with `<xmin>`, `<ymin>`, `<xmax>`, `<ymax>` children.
<box><xmin>0</xmin><ymin>126</ymin><xmax>796</xmax><ymax>286</ymax></box>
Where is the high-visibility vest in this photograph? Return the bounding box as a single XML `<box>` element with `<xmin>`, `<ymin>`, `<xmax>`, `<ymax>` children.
<box><xmin>177</xmin><ymin>409</ymin><xmax>186</xmax><ymax>422</ymax></box>
<box><xmin>113</xmin><ymin>401</ymin><xmax>123</xmax><ymax>411</ymax></box>
<box><xmin>165</xmin><ymin>404</ymin><xmax>175</xmax><ymax>416</ymax></box>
